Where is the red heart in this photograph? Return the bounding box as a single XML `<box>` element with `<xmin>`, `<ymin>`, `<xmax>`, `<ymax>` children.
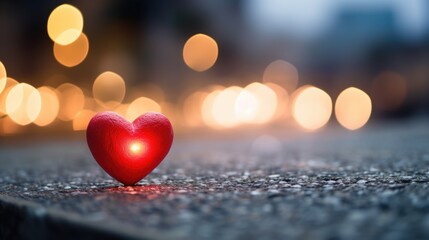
<box><xmin>86</xmin><ymin>111</ymin><xmax>173</xmax><ymax>185</ymax></box>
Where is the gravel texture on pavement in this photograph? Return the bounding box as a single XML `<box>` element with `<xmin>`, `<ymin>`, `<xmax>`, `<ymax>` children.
<box><xmin>1</xmin><ymin>120</ymin><xmax>429</xmax><ymax>240</ymax></box>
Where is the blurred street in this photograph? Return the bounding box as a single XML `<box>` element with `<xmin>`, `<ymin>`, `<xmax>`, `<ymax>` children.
<box><xmin>1</xmin><ymin>119</ymin><xmax>429</xmax><ymax>240</ymax></box>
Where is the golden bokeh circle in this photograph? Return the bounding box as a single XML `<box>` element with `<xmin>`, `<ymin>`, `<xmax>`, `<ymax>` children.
<box><xmin>6</xmin><ymin>83</ymin><xmax>42</xmax><ymax>125</ymax></box>
<box><xmin>183</xmin><ymin>91</ymin><xmax>208</xmax><ymax>127</ymax></box>
<box><xmin>244</xmin><ymin>82</ymin><xmax>277</xmax><ymax>124</ymax></box>
<box><xmin>56</xmin><ymin>83</ymin><xmax>85</xmax><ymax>121</ymax></box>
<box><xmin>201</xmin><ymin>89</ymin><xmax>223</xmax><ymax>129</ymax></box>
<box><xmin>235</xmin><ymin>88</ymin><xmax>259</xmax><ymax>124</ymax></box>
<box><xmin>183</xmin><ymin>34</ymin><xmax>218</xmax><ymax>72</ymax></box>
<box><xmin>0</xmin><ymin>61</ymin><xmax>7</xmax><ymax>94</ymax></box>
<box><xmin>73</xmin><ymin>109</ymin><xmax>96</xmax><ymax>131</ymax></box>
<box><xmin>265</xmin><ymin>82</ymin><xmax>289</xmax><ymax>120</ymax></box>
<box><xmin>54</xmin><ymin>33</ymin><xmax>89</xmax><ymax>67</ymax></box>
<box><xmin>212</xmin><ymin>86</ymin><xmax>241</xmax><ymax>128</ymax></box>
<box><xmin>0</xmin><ymin>77</ymin><xmax>18</xmax><ymax>116</ymax></box>
<box><xmin>335</xmin><ymin>87</ymin><xmax>372</xmax><ymax>130</ymax></box>
<box><xmin>93</xmin><ymin>71</ymin><xmax>126</xmax><ymax>109</ymax></box>
<box><xmin>292</xmin><ymin>86</ymin><xmax>332</xmax><ymax>131</ymax></box>
<box><xmin>47</xmin><ymin>4</ymin><xmax>84</xmax><ymax>45</ymax></box>
<box><xmin>126</xmin><ymin>97</ymin><xmax>161</xmax><ymax>122</ymax></box>
<box><xmin>34</xmin><ymin>86</ymin><xmax>60</xmax><ymax>126</ymax></box>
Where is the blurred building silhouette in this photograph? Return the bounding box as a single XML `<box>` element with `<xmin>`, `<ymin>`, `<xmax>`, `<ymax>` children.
<box><xmin>315</xmin><ymin>6</ymin><xmax>399</xmax><ymax>66</ymax></box>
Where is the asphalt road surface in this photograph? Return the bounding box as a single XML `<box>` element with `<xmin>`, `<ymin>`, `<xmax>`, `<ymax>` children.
<box><xmin>1</xmin><ymin>120</ymin><xmax>429</xmax><ymax>240</ymax></box>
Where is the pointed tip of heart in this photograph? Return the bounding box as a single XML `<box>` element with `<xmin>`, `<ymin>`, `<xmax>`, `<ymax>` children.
<box><xmin>120</xmin><ymin>181</ymin><xmax>139</xmax><ymax>186</ymax></box>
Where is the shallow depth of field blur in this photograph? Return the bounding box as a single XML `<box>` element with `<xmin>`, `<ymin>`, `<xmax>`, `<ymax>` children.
<box><xmin>0</xmin><ymin>0</ymin><xmax>428</xmax><ymax>139</ymax></box>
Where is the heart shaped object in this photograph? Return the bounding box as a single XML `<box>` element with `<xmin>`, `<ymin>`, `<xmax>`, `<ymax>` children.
<box><xmin>86</xmin><ymin>111</ymin><xmax>173</xmax><ymax>185</ymax></box>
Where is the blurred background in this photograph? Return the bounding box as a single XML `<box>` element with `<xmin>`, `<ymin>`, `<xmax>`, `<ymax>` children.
<box><xmin>0</xmin><ymin>0</ymin><xmax>428</xmax><ymax>138</ymax></box>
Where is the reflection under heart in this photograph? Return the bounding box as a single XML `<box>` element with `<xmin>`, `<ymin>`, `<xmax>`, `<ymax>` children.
<box><xmin>100</xmin><ymin>184</ymin><xmax>174</xmax><ymax>195</ymax></box>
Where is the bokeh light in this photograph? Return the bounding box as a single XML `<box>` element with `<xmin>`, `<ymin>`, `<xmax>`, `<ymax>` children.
<box><xmin>0</xmin><ymin>77</ymin><xmax>18</xmax><ymax>116</ymax></box>
<box><xmin>183</xmin><ymin>91</ymin><xmax>208</xmax><ymax>127</ymax></box>
<box><xmin>0</xmin><ymin>61</ymin><xmax>7</xmax><ymax>93</ymax></box>
<box><xmin>371</xmin><ymin>71</ymin><xmax>407</xmax><ymax>111</ymax></box>
<box><xmin>47</xmin><ymin>4</ymin><xmax>84</xmax><ymax>45</ymax></box>
<box><xmin>159</xmin><ymin>101</ymin><xmax>178</xmax><ymax>127</ymax></box>
<box><xmin>56</xmin><ymin>83</ymin><xmax>85</xmax><ymax>121</ymax></box>
<box><xmin>83</xmin><ymin>97</ymin><xmax>100</xmax><ymax>112</ymax></box>
<box><xmin>244</xmin><ymin>82</ymin><xmax>277</xmax><ymax>124</ymax></box>
<box><xmin>235</xmin><ymin>88</ymin><xmax>258</xmax><ymax>123</ymax></box>
<box><xmin>183</xmin><ymin>33</ymin><xmax>218</xmax><ymax>72</ymax></box>
<box><xmin>335</xmin><ymin>87</ymin><xmax>372</xmax><ymax>130</ymax></box>
<box><xmin>199</xmin><ymin>83</ymin><xmax>281</xmax><ymax>129</ymax></box>
<box><xmin>113</xmin><ymin>104</ymin><xmax>129</xmax><ymax>118</ymax></box>
<box><xmin>93</xmin><ymin>71</ymin><xmax>126</xmax><ymax>109</ymax></box>
<box><xmin>199</xmin><ymin>83</ymin><xmax>280</xmax><ymax>129</ymax></box>
<box><xmin>34</xmin><ymin>86</ymin><xmax>60</xmax><ymax>126</ymax></box>
<box><xmin>73</xmin><ymin>109</ymin><xmax>96</xmax><ymax>131</ymax></box>
<box><xmin>53</xmin><ymin>33</ymin><xmax>89</xmax><ymax>67</ymax></box>
<box><xmin>212</xmin><ymin>86</ymin><xmax>241</xmax><ymax>128</ymax></box>
<box><xmin>265</xmin><ymin>82</ymin><xmax>289</xmax><ymax>120</ymax></box>
<box><xmin>202</xmin><ymin>89</ymin><xmax>223</xmax><ymax>129</ymax></box>
<box><xmin>263</xmin><ymin>60</ymin><xmax>298</xmax><ymax>92</ymax></box>
<box><xmin>6</xmin><ymin>83</ymin><xmax>42</xmax><ymax>126</ymax></box>
<box><xmin>0</xmin><ymin>116</ymin><xmax>22</xmax><ymax>135</ymax></box>
<box><xmin>292</xmin><ymin>85</ymin><xmax>332</xmax><ymax>131</ymax></box>
<box><xmin>126</xmin><ymin>97</ymin><xmax>161</xmax><ymax>122</ymax></box>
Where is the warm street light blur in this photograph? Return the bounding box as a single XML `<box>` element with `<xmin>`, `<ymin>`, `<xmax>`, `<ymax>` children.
<box><xmin>6</xmin><ymin>83</ymin><xmax>41</xmax><ymax>126</ymax></box>
<box><xmin>291</xmin><ymin>86</ymin><xmax>332</xmax><ymax>131</ymax></box>
<box><xmin>53</xmin><ymin>33</ymin><xmax>89</xmax><ymax>67</ymax></box>
<box><xmin>0</xmin><ymin>1</ymin><xmax>428</xmax><ymax>136</ymax></box>
<box><xmin>34</xmin><ymin>86</ymin><xmax>60</xmax><ymax>127</ymax></box>
<box><xmin>47</xmin><ymin>4</ymin><xmax>84</xmax><ymax>46</ymax></box>
<box><xmin>93</xmin><ymin>71</ymin><xmax>126</xmax><ymax>109</ymax></box>
<box><xmin>183</xmin><ymin>34</ymin><xmax>219</xmax><ymax>72</ymax></box>
<box><xmin>0</xmin><ymin>62</ymin><xmax>6</xmax><ymax>93</ymax></box>
<box><xmin>335</xmin><ymin>87</ymin><xmax>372</xmax><ymax>130</ymax></box>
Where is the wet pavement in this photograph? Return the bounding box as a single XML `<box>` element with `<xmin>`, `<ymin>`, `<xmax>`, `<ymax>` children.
<box><xmin>1</xmin><ymin>120</ymin><xmax>429</xmax><ymax>240</ymax></box>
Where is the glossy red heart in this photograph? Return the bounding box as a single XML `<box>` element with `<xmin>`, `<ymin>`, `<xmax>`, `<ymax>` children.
<box><xmin>86</xmin><ymin>111</ymin><xmax>173</xmax><ymax>185</ymax></box>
